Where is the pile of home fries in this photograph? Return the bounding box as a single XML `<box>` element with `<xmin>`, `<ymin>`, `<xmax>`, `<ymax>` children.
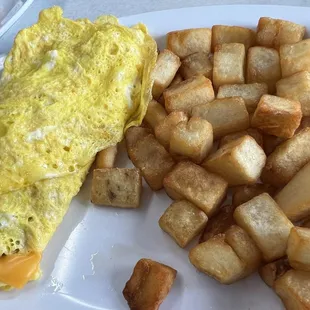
<box><xmin>92</xmin><ymin>17</ymin><xmax>310</xmax><ymax>310</ymax></box>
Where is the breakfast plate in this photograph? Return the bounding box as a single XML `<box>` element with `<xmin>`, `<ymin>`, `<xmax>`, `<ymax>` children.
<box><xmin>1</xmin><ymin>4</ymin><xmax>310</xmax><ymax>310</ymax></box>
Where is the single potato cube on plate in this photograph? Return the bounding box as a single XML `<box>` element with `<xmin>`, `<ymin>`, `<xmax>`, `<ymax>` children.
<box><xmin>167</xmin><ymin>28</ymin><xmax>212</xmax><ymax>59</ymax></box>
<box><xmin>192</xmin><ymin>97</ymin><xmax>249</xmax><ymax>140</ymax></box>
<box><xmin>219</xmin><ymin>128</ymin><xmax>263</xmax><ymax>148</ymax></box>
<box><xmin>256</xmin><ymin>17</ymin><xmax>305</xmax><ymax>49</ymax></box>
<box><xmin>164</xmin><ymin>75</ymin><xmax>215</xmax><ymax>113</ymax></box>
<box><xmin>203</xmin><ymin>135</ymin><xmax>266</xmax><ymax>186</ymax></box>
<box><xmin>246</xmin><ymin>46</ymin><xmax>281</xmax><ymax>93</ymax></box>
<box><xmin>123</xmin><ymin>258</ymin><xmax>177</xmax><ymax>310</ymax></box>
<box><xmin>144</xmin><ymin>99</ymin><xmax>167</xmax><ymax>130</ymax></box>
<box><xmin>163</xmin><ymin>161</ymin><xmax>228</xmax><ymax>216</ymax></box>
<box><xmin>251</xmin><ymin>94</ymin><xmax>302</xmax><ymax>138</ymax></box>
<box><xmin>159</xmin><ymin>200</ymin><xmax>208</xmax><ymax>248</ymax></box>
<box><xmin>170</xmin><ymin>116</ymin><xmax>213</xmax><ymax>164</ymax></box>
<box><xmin>234</xmin><ymin>193</ymin><xmax>294</xmax><ymax>262</ymax></box>
<box><xmin>213</xmin><ymin>43</ymin><xmax>245</xmax><ymax>90</ymax></box>
<box><xmin>91</xmin><ymin>168</ymin><xmax>142</xmax><ymax>208</ymax></box>
<box><xmin>96</xmin><ymin>145</ymin><xmax>117</xmax><ymax>169</ymax></box>
<box><xmin>125</xmin><ymin>126</ymin><xmax>152</xmax><ymax>151</ymax></box>
<box><xmin>263</xmin><ymin>134</ymin><xmax>287</xmax><ymax>155</ymax></box>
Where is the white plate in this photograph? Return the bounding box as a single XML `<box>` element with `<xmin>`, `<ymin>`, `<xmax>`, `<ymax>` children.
<box><xmin>1</xmin><ymin>5</ymin><xmax>309</xmax><ymax>310</ymax></box>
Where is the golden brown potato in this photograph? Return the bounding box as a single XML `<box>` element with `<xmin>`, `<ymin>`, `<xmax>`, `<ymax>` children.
<box><xmin>261</xmin><ymin>128</ymin><xmax>310</xmax><ymax>188</ymax></box>
<box><xmin>96</xmin><ymin>145</ymin><xmax>118</xmax><ymax>169</ymax></box>
<box><xmin>159</xmin><ymin>200</ymin><xmax>208</xmax><ymax>248</ymax></box>
<box><xmin>179</xmin><ymin>52</ymin><xmax>213</xmax><ymax>80</ymax></box>
<box><xmin>203</xmin><ymin>135</ymin><xmax>266</xmax><ymax>186</ymax></box>
<box><xmin>212</xmin><ymin>25</ymin><xmax>255</xmax><ymax>51</ymax></box>
<box><xmin>251</xmin><ymin>95</ymin><xmax>302</xmax><ymax>138</ymax></box>
<box><xmin>167</xmin><ymin>28</ymin><xmax>212</xmax><ymax>59</ymax></box>
<box><xmin>163</xmin><ymin>161</ymin><xmax>228</xmax><ymax>216</ymax></box>
<box><xmin>170</xmin><ymin>116</ymin><xmax>213</xmax><ymax>164</ymax></box>
<box><xmin>263</xmin><ymin>134</ymin><xmax>287</xmax><ymax>156</ymax></box>
<box><xmin>219</xmin><ymin>128</ymin><xmax>263</xmax><ymax>148</ymax></box>
<box><xmin>144</xmin><ymin>100</ymin><xmax>167</xmax><ymax>130</ymax></box>
<box><xmin>152</xmin><ymin>49</ymin><xmax>181</xmax><ymax>99</ymax></box>
<box><xmin>275</xmin><ymin>162</ymin><xmax>310</xmax><ymax>222</ymax></box>
<box><xmin>123</xmin><ymin>258</ymin><xmax>177</xmax><ymax>310</ymax></box>
<box><xmin>125</xmin><ymin>127</ymin><xmax>153</xmax><ymax>151</ymax></box>
<box><xmin>246</xmin><ymin>46</ymin><xmax>281</xmax><ymax>94</ymax></box>
<box><xmin>213</xmin><ymin>43</ymin><xmax>245</xmax><ymax>90</ymax></box>
<box><xmin>274</xmin><ymin>270</ymin><xmax>310</xmax><ymax>310</ymax></box>
<box><xmin>192</xmin><ymin>97</ymin><xmax>249</xmax><ymax>140</ymax></box>
<box><xmin>164</xmin><ymin>75</ymin><xmax>215</xmax><ymax>113</ymax></box>
<box><xmin>276</xmin><ymin>71</ymin><xmax>310</xmax><ymax>117</ymax></box>
<box><xmin>217</xmin><ymin>83</ymin><xmax>268</xmax><ymax>113</ymax></box>
<box><xmin>234</xmin><ymin>193</ymin><xmax>294</xmax><ymax>262</ymax></box>
<box><xmin>256</xmin><ymin>17</ymin><xmax>305</xmax><ymax>49</ymax></box>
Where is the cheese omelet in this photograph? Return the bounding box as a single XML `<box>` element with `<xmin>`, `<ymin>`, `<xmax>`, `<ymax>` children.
<box><xmin>0</xmin><ymin>6</ymin><xmax>157</xmax><ymax>288</ymax></box>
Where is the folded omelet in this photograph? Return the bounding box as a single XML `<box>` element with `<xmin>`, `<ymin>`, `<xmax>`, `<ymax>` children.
<box><xmin>0</xmin><ymin>6</ymin><xmax>157</xmax><ymax>288</ymax></box>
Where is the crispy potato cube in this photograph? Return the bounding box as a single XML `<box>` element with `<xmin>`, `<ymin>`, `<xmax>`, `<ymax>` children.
<box><xmin>152</xmin><ymin>49</ymin><xmax>181</xmax><ymax>99</ymax></box>
<box><xmin>96</xmin><ymin>145</ymin><xmax>117</xmax><ymax>169</ymax></box>
<box><xmin>155</xmin><ymin>111</ymin><xmax>188</xmax><ymax>149</ymax></box>
<box><xmin>199</xmin><ymin>205</ymin><xmax>236</xmax><ymax>243</ymax></box>
<box><xmin>287</xmin><ymin>227</ymin><xmax>310</xmax><ymax>272</ymax></box>
<box><xmin>203</xmin><ymin>136</ymin><xmax>266</xmax><ymax>186</ymax></box>
<box><xmin>123</xmin><ymin>258</ymin><xmax>177</xmax><ymax>310</ymax></box>
<box><xmin>280</xmin><ymin>39</ymin><xmax>310</xmax><ymax>78</ymax></box>
<box><xmin>261</xmin><ymin>128</ymin><xmax>310</xmax><ymax>188</ymax></box>
<box><xmin>159</xmin><ymin>200</ymin><xmax>208</xmax><ymax>248</ymax></box>
<box><xmin>217</xmin><ymin>83</ymin><xmax>268</xmax><ymax>113</ymax></box>
<box><xmin>189</xmin><ymin>234</ymin><xmax>247</xmax><ymax>284</ymax></box>
<box><xmin>180</xmin><ymin>52</ymin><xmax>213</xmax><ymax>80</ymax></box>
<box><xmin>212</xmin><ymin>25</ymin><xmax>255</xmax><ymax>51</ymax></box>
<box><xmin>277</xmin><ymin>71</ymin><xmax>310</xmax><ymax>117</ymax></box>
<box><xmin>169</xmin><ymin>116</ymin><xmax>213</xmax><ymax>164</ymax></box>
<box><xmin>234</xmin><ymin>193</ymin><xmax>294</xmax><ymax>262</ymax></box>
<box><xmin>219</xmin><ymin>128</ymin><xmax>263</xmax><ymax>148</ymax></box>
<box><xmin>163</xmin><ymin>161</ymin><xmax>228</xmax><ymax>216</ymax></box>
<box><xmin>259</xmin><ymin>257</ymin><xmax>291</xmax><ymax>287</ymax></box>
<box><xmin>125</xmin><ymin>126</ymin><xmax>152</xmax><ymax>151</ymax></box>
<box><xmin>251</xmin><ymin>95</ymin><xmax>302</xmax><ymax>138</ymax></box>
<box><xmin>144</xmin><ymin>100</ymin><xmax>167</xmax><ymax>130</ymax></box>
<box><xmin>213</xmin><ymin>43</ymin><xmax>245</xmax><ymax>90</ymax></box>
<box><xmin>128</xmin><ymin>134</ymin><xmax>175</xmax><ymax>190</ymax></box>
<box><xmin>247</xmin><ymin>46</ymin><xmax>281</xmax><ymax>94</ymax></box>
<box><xmin>275</xmin><ymin>162</ymin><xmax>310</xmax><ymax>222</ymax></box>
<box><xmin>91</xmin><ymin>168</ymin><xmax>142</xmax><ymax>208</ymax></box>
<box><xmin>256</xmin><ymin>17</ymin><xmax>305</xmax><ymax>49</ymax></box>
<box><xmin>274</xmin><ymin>270</ymin><xmax>310</xmax><ymax>310</ymax></box>
<box><xmin>167</xmin><ymin>28</ymin><xmax>212</xmax><ymax>59</ymax></box>
<box><xmin>192</xmin><ymin>97</ymin><xmax>249</xmax><ymax>140</ymax></box>
<box><xmin>263</xmin><ymin>134</ymin><xmax>287</xmax><ymax>155</ymax></box>
<box><xmin>164</xmin><ymin>75</ymin><xmax>215</xmax><ymax>113</ymax></box>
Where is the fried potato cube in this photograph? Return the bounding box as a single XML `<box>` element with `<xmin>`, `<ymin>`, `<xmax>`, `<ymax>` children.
<box><xmin>234</xmin><ymin>193</ymin><xmax>294</xmax><ymax>262</ymax></box>
<box><xmin>212</xmin><ymin>25</ymin><xmax>255</xmax><ymax>51</ymax></box>
<box><xmin>91</xmin><ymin>168</ymin><xmax>142</xmax><ymax>208</ymax></box>
<box><xmin>276</xmin><ymin>71</ymin><xmax>310</xmax><ymax>117</ymax></box>
<box><xmin>123</xmin><ymin>258</ymin><xmax>177</xmax><ymax>310</ymax></box>
<box><xmin>213</xmin><ymin>43</ymin><xmax>245</xmax><ymax>90</ymax></box>
<box><xmin>125</xmin><ymin>126</ymin><xmax>152</xmax><ymax>151</ymax></box>
<box><xmin>246</xmin><ymin>46</ymin><xmax>281</xmax><ymax>94</ymax></box>
<box><xmin>287</xmin><ymin>227</ymin><xmax>310</xmax><ymax>272</ymax></box>
<box><xmin>280</xmin><ymin>39</ymin><xmax>310</xmax><ymax>78</ymax></box>
<box><xmin>259</xmin><ymin>257</ymin><xmax>291</xmax><ymax>287</ymax></box>
<box><xmin>219</xmin><ymin>128</ymin><xmax>263</xmax><ymax>148</ymax></box>
<box><xmin>192</xmin><ymin>97</ymin><xmax>249</xmax><ymax>140</ymax></box>
<box><xmin>167</xmin><ymin>28</ymin><xmax>212</xmax><ymax>59</ymax></box>
<box><xmin>128</xmin><ymin>134</ymin><xmax>175</xmax><ymax>190</ymax></box>
<box><xmin>189</xmin><ymin>234</ymin><xmax>247</xmax><ymax>284</ymax></box>
<box><xmin>144</xmin><ymin>100</ymin><xmax>167</xmax><ymax>130</ymax></box>
<box><xmin>169</xmin><ymin>116</ymin><xmax>213</xmax><ymax>164</ymax></box>
<box><xmin>159</xmin><ymin>200</ymin><xmax>208</xmax><ymax>248</ymax></box>
<box><xmin>152</xmin><ymin>49</ymin><xmax>181</xmax><ymax>99</ymax></box>
<box><xmin>203</xmin><ymin>136</ymin><xmax>266</xmax><ymax>186</ymax></box>
<box><xmin>163</xmin><ymin>161</ymin><xmax>228</xmax><ymax>216</ymax></box>
<box><xmin>275</xmin><ymin>162</ymin><xmax>310</xmax><ymax>222</ymax></box>
<box><xmin>164</xmin><ymin>75</ymin><xmax>215</xmax><ymax>113</ymax></box>
<box><xmin>180</xmin><ymin>52</ymin><xmax>213</xmax><ymax>80</ymax></box>
<box><xmin>261</xmin><ymin>128</ymin><xmax>310</xmax><ymax>188</ymax></box>
<box><xmin>96</xmin><ymin>145</ymin><xmax>117</xmax><ymax>169</ymax></box>
<box><xmin>154</xmin><ymin>111</ymin><xmax>188</xmax><ymax>149</ymax></box>
<box><xmin>251</xmin><ymin>95</ymin><xmax>302</xmax><ymax>138</ymax></box>
<box><xmin>199</xmin><ymin>204</ymin><xmax>236</xmax><ymax>243</ymax></box>
<box><xmin>217</xmin><ymin>83</ymin><xmax>268</xmax><ymax>113</ymax></box>
<box><xmin>256</xmin><ymin>17</ymin><xmax>305</xmax><ymax>49</ymax></box>
<box><xmin>274</xmin><ymin>270</ymin><xmax>310</xmax><ymax>310</ymax></box>
<box><xmin>263</xmin><ymin>134</ymin><xmax>287</xmax><ymax>155</ymax></box>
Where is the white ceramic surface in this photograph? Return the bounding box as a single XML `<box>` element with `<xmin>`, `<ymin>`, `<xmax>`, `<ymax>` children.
<box><xmin>2</xmin><ymin>5</ymin><xmax>309</xmax><ymax>310</ymax></box>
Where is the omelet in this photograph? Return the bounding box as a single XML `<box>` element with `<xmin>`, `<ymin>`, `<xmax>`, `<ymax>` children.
<box><xmin>0</xmin><ymin>6</ymin><xmax>157</xmax><ymax>288</ymax></box>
